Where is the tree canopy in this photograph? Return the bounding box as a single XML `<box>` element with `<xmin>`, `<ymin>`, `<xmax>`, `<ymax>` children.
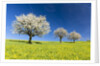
<box><xmin>12</xmin><ymin>13</ymin><xmax>50</xmax><ymax>43</ymax></box>
<box><xmin>54</xmin><ymin>28</ymin><xmax>68</xmax><ymax>43</ymax></box>
<box><xmin>68</xmin><ymin>31</ymin><xmax>81</xmax><ymax>42</ymax></box>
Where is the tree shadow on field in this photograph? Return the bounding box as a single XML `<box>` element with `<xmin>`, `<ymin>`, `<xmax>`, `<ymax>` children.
<box><xmin>34</xmin><ymin>42</ymin><xmax>42</xmax><ymax>44</ymax></box>
<box><xmin>9</xmin><ymin>40</ymin><xmax>42</xmax><ymax>44</ymax></box>
<box><xmin>64</xmin><ymin>42</ymin><xmax>73</xmax><ymax>43</ymax></box>
<box><xmin>9</xmin><ymin>40</ymin><xmax>28</xmax><ymax>44</ymax></box>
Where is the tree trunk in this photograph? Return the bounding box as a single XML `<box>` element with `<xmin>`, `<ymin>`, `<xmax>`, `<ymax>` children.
<box><xmin>60</xmin><ymin>37</ymin><xmax>62</xmax><ymax>44</ymax></box>
<box><xmin>28</xmin><ymin>35</ymin><xmax>32</xmax><ymax>44</ymax></box>
<box><xmin>73</xmin><ymin>40</ymin><xmax>75</xmax><ymax>43</ymax></box>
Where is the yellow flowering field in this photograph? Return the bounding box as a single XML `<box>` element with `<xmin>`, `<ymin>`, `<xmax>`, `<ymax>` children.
<box><xmin>5</xmin><ymin>39</ymin><xmax>90</xmax><ymax>60</ymax></box>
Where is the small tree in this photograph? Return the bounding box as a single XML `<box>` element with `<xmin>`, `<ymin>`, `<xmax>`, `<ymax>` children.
<box><xmin>12</xmin><ymin>13</ymin><xmax>50</xmax><ymax>44</ymax></box>
<box><xmin>54</xmin><ymin>28</ymin><xmax>68</xmax><ymax>43</ymax></box>
<box><xmin>68</xmin><ymin>31</ymin><xmax>81</xmax><ymax>43</ymax></box>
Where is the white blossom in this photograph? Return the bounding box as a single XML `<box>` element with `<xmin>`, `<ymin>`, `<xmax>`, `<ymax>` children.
<box><xmin>12</xmin><ymin>13</ymin><xmax>50</xmax><ymax>43</ymax></box>
<box><xmin>54</xmin><ymin>28</ymin><xmax>68</xmax><ymax>43</ymax></box>
<box><xmin>68</xmin><ymin>31</ymin><xmax>81</xmax><ymax>42</ymax></box>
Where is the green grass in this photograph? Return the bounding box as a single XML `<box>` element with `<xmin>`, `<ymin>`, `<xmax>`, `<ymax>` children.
<box><xmin>5</xmin><ymin>39</ymin><xmax>90</xmax><ymax>60</ymax></box>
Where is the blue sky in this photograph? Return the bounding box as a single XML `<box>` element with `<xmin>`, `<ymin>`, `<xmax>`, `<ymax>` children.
<box><xmin>6</xmin><ymin>3</ymin><xmax>91</xmax><ymax>41</ymax></box>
